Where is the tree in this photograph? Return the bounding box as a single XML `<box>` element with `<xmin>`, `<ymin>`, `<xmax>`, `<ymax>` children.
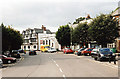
<box><xmin>72</xmin><ymin>22</ymin><xmax>89</xmax><ymax>47</ymax></box>
<box><xmin>88</xmin><ymin>14</ymin><xmax>119</xmax><ymax>47</ymax></box>
<box><xmin>73</xmin><ymin>17</ymin><xmax>85</xmax><ymax>24</ymax></box>
<box><xmin>1</xmin><ymin>23</ymin><xmax>23</xmax><ymax>52</ymax></box>
<box><xmin>56</xmin><ymin>25</ymin><xmax>71</xmax><ymax>47</ymax></box>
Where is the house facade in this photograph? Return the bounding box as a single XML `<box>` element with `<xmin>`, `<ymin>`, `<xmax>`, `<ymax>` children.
<box><xmin>109</xmin><ymin>6</ymin><xmax>120</xmax><ymax>52</ymax></box>
<box><xmin>38</xmin><ymin>33</ymin><xmax>61</xmax><ymax>50</ymax></box>
<box><xmin>21</xmin><ymin>25</ymin><xmax>52</xmax><ymax>50</ymax></box>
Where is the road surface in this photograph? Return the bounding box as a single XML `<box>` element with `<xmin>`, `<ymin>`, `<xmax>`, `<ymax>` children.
<box><xmin>2</xmin><ymin>51</ymin><xmax>118</xmax><ymax>79</ymax></box>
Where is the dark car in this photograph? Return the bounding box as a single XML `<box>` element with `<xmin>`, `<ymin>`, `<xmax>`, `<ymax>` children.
<box><xmin>18</xmin><ymin>49</ymin><xmax>26</xmax><ymax>54</ymax></box>
<box><xmin>77</xmin><ymin>48</ymin><xmax>86</xmax><ymax>56</ymax></box>
<box><xmin>0</xmin><ymin>55</ymin><xmax>16</xmax><ymax>64</ymax></box>
<box><xmin>9</xmin><ymin>50</ymin><xmax>21</xmax><ymax>58</ymax></box>
<box><xmin>92</xmin><ymin>48</ymin><xmax>116</xmax><ymax>61</ymax></box>
<box><xmin>29</xmin><ymin>50</ymin><xmax>37</xmax><ymax>55</ymax></box>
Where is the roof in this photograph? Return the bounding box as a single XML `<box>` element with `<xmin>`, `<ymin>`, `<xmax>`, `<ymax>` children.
<box><xmin>112</xmin><ymin>7</ymin><xmax>120</xmax><ymax>16</ymax></box>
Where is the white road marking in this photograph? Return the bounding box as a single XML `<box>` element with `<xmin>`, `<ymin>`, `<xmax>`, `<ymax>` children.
<box><xmin>59</xmin><ymin>68</ymin><xmax>63</xmax><ymax>73</ymax></box>
<box><xmin>56</xmin><ymin>64</ymin><xmax>59</xmax><ymax>67</ymax></box>
<box><xmin>63</xmin><ymin>74</ymin><xmax>66</xmax><ymax>79</ymax></box>
<box><xmin>51</xmin><ymin>58</ymin><xmax>66</xmax><ymax>78</ymax></box>
<box><xmin>53</xmin><ymin>60</ymin><xmax>56</xmax><ymax>63</ymax></box>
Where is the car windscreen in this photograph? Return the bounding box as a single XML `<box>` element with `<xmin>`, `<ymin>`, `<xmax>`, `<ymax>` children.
<box><xmin>99</xmin><ymin>49</ymin><xmax>112</xmax><ymax>54</ymax></box>
<box><xmin>67</xmin><ymin>48</ymin><xmax>71</xmax><ymax>50</ymax></box>
<box><xmin>45</xmin><ymin>46</ymin><xmax>50</xmax><ymax>48</ymax></box>
<box><xmin>80</xmin><ymin>48</ymin><xmax>85</xmax><ymax>51</ymax></box>
<box><xmin>92</xmin><ymin>49</ymin><xmax>98</xmax><ymax>52</ymax></box>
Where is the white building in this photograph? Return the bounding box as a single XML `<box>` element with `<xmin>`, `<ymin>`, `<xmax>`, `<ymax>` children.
<box><xmin>38</xmin><ymin>33</ymin><xmax>61</xmax><ymax>50</ymax></box>
<box><xmin>21</xmin><ymin>25</ymin><xmax>52</xmax><ymax>50</ymax></box>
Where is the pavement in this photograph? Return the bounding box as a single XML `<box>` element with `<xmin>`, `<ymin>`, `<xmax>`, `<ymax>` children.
<box><xmin>1</xmin><ymin>51</ymin><xmax>119</xmax><ymax>79</ymax></box>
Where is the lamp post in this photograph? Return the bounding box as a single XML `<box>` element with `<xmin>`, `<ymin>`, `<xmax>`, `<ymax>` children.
<box><xmin>68</xmin><ymin>22</ymin><xmax>73</xmax><ymax>49</ymax></box>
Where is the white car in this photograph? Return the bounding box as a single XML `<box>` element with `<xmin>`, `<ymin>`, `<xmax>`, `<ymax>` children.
<box><xmin>48</xmin><ymin>48</ymin><xmax>57</xmax><ymax>53</ymax></box>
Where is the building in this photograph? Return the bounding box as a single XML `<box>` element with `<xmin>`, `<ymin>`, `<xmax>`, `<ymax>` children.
<box><xmin>38</xmin><ymin>33</ymin><xmax>61</xmax><ymax>50</ymax></box>
<box><xmin>21</xmin><ymin>25</ymin><xmax>52</xmax><ymax>50</ymax></box>
<box><xmin>108</xmin><ymin>5</ymin><xmax>120</xmax><ymax>52</ymax></box>
<box><xmin>71</xmin><ymin>15</ymin><xmax>99</xmax><ymax>49</ymax></box>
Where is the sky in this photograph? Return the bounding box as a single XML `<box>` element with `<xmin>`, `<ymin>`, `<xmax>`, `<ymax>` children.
<box><xmin>1</xmin><ymin>0</ymin><xmax>119</xmax><ymax>33</ymax></box>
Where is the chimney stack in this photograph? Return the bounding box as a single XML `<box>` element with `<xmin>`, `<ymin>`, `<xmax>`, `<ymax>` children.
<box><xmin>42</xmin><ymin>25</ymin><xmax>46</xmax><ymax>31</ymax></box>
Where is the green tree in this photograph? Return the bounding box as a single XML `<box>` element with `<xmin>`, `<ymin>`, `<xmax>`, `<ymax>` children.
<box><xmin>56</xmin><ymin>25</ymin><xmax>71</xmax><ymax>47</ymax></box>
<box><xmin>72</xmin><ymin>22</ymin><xmax>89</xmax><ymax>47</ymax></box>
<box><xmin>88</xmin><ymin>14</ymin><xmax>119</xmax><ymax>47</ymax></box>
<box><xmin>73</xmin><ymin>17</ymin><xmax>85</xmax><ymax>24</ymax></box>
<box><xmin>1</xmin><ymin>23</ymin><xmax>23</xmax><ymax>52</ymax></box>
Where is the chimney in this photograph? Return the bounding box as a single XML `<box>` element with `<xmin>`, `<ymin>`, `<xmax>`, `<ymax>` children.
<box><xmin>42</xmin><ymin>25</ymin><xmax>46</xmax><ymax>31</ymax></box>
<box><xmin>86</xmin><ymin>14</ymin><xmax>91</xmax><ymax>19</ymax></box>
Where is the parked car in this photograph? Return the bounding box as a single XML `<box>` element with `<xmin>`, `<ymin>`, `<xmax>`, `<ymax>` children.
<box><xmin>91</xmin><ymin>49</ymin><xmax>99</xmax><ymax>58</ymax></box>
<box><xmin>74</xmin><ymin>49</ymin><xmax>79</xmax><ymax>55</ymax></box>
<box><xmin>29</xmin><ymin>50</ymin><xmax>37</xmax><ymax>55</ymax></box>
<box><xmin>77</xmin><ymin>48</ymin><xmax>86</xmax><ymax>56</ymax></box>
<box><xmin>0</xmin><ymin>55</ymin><xmax>16</xmax><ymax>64</ymax></box>
<box><xmin>9</xmin><ymin>50</ymin><xmax>21</xmax><ymax>58</ymax></box>
<box><xmin>0</xmin><ymin>59</ymin><xmax>3</xmax><ymax>68</ymax></box>
<box><xmin>92</xmin><ymin>48</ymin><xmax>116</xmax><ymax>61</ymax></box>
<box><xmin>48</xmin><ymin>48</ymin><xmax>57</xmax><ymax>53</ymax></box>
<box><xmin>81</xmin><ymin>48</ymin><xmax>94</xmax><ymax>56</ymax></box>
<box><xmin>63</xmin><ymin>48</ymin><xmax>73</xmax><ymax>54</ymax></box>
<box><xmin>18</xmin><ymin>49</ymin><xmax>26</xmax><ymax>54</ymax></box>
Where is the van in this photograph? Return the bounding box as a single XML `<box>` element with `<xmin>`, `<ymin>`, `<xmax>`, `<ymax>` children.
<box><xmin>40</xmin><ymin>45</ymin><xmax>50</xmax><ymax>52</ymax></box>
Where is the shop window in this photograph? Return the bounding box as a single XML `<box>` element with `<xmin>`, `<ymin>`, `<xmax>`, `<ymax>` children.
<box><xmin>28</xmin><ymin>46</ymin><xmax>30</xmax><ymax>49</ymax></box>
<box><xmin>43</xmin><ymin>41</ymin><xmax>45</xmax><ymax>45</ymax></box>
<box><xmin>24</xmin><ymin>46</ymin><xmax>26</xmax><ymax>49</ymax></box>
<box><xmin>52</xmin><ymin>43</ymin><xmax>54</xmax><ymax>47</ymax></box>
<box><xmin>49</xmin><ymin>40</ymin><xmax>50</xmax><ymax>45</ymax></box>
<box><xmin>46</xmin><ymin>40</ymin><xmax>48</xmax><ymax>45</ymax></box>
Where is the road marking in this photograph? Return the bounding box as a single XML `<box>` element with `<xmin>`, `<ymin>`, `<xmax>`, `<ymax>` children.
<box><xmin>53</xmin><ymin>60</ymin><xmax>56</xmax><ymax>63</ymax></box>
<box><xmin>56</xmin><ymin>64</ymin><xmax>59</xmax><ymax>67</ymax></box>
<box><xmin>59</xmin><ymin>68</ymin><xmax>63</xmax><ymax>73</ymax></box>
<box><xmin>51</xmin><ymin>58</ymin><xmax>66</xmax><ymax>78</ymax></box>
<box><xmin>63</xmin><ymin>74</ymin><xmax>66</xmax><ymax>79</ymax></box>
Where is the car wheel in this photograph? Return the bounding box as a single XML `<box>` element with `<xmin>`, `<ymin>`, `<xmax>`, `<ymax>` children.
<box><xmin>94</xmin><ymin>58</ymin><xmax>97</xmax><ymax>60</ymax></box>
<box><xmin>97</xmin><ymin>57</ymin><xmax>100</xmax><ymax>61</ymax></box>
<box><xmin>8</xmin><ymin>60</ymin><xmax>11</xmax><ymax>64</ymax></box>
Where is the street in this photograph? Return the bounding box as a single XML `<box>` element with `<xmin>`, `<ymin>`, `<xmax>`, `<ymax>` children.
<box><xmin>2</xmin><ymin>51</ymin><xmax>118</xmax><ymax>78</ymax></box>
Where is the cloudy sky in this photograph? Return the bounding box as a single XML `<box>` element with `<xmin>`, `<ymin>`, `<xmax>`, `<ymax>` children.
<box><xmin>1</xmin><ymin>0</ymin><xmax>119</xmax><ymax>32</ymax></box>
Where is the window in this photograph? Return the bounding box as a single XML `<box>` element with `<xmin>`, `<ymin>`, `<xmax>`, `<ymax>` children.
<box><xmin>34</xmin><ymin>45</ymin><xmax>36</xmax><ymax>48</ymax></box>
<box><xmin>24</xmin><ymin>46</ymin><xmax>26</xmax><ymax>49</ymax></box>
<box><xmin>52</xmin><ymin>43</ymin><xmax>54</xmax><ymax>47</ymax></box>
<box><xmin>26</xmin><ymin>35</ymin><xmax>28</xmax><ymax>38</ymax></box>
<box><xmin>46</xmin><ymin>40</ymin><xmax>48</xmax><ymax>45</ymax></box>
<box><xmin>24</xmin><ymin>39</ymin><xmax>29</xmax><ymax>43</ymax></box>
<box><xmin>28</xmin><ymin>46</ymin><xmax>30</xmax><ymax>49</ymax></box>
<box><xmin>43</xmin><ymin>41</ymin><xmax>45</xmax><ymax>45</ymax></box>
<box><xmin>30</xmin><ymin>38</ymin><xmax>36</xmax><ymax>42</ymax></box>
<box><xmin>49</xmin><ymin>40</ymin><xmax>50</xmax><ymax>45</ymax></box>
